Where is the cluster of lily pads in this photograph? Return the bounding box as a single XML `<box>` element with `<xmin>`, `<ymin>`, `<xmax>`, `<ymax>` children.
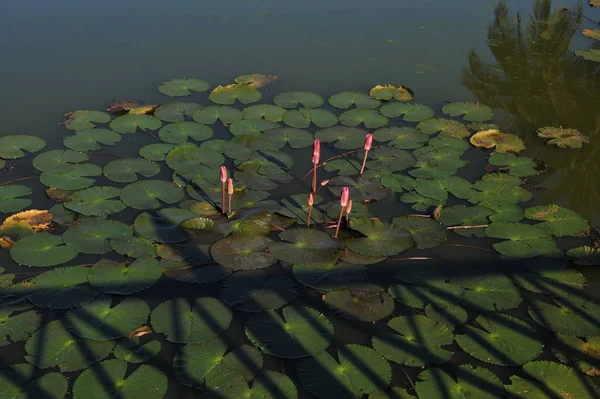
<box><xmin>0</xmin><ymin>74</ymin><xmax>599</xmax><ymax>399</ymax></box>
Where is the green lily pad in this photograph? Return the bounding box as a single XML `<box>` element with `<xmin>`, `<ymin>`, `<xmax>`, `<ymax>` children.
<box><xmin>400</xmin><ymin>191</ymin><xmax>444</xmax><ymax>212</ymax></box>
<box><xmin>174</xmin><ymin>341</ymin><xmax>263</xmax><ymax>389</ymax></box>
<box><xmin>442</xmin><ymin>102</ymin><xmax>494</xmax><ymax>121</ymax></box>
<box><xmin>380</xmin><ymin>102</ymin><xmax>434</xmax><ymax>122</ymax></box>
<box><xmin>40</xmin><ymin>163</ymin><xmax>102</xmax><ymax>190</ymax></box>
<box><xmin>360</xmin><ymin>147</ymin><xmax>417</xmax><ymax>172</ymax></box>
<box><xmin>245</xmin><ymin>305</ymin><xmax>333</xmax><ymax>359</ymax></box>
<box><xmin>210</xmin><ymin>84</ymin><xmax>262</xmax><ymax>105</ymax></box>
<box><xmin>211</xmin><ymin>234</ymin><xmax>276</xmax><ymax>270</ymax></box>
<box><xmin>528</xmin><ymin>297</ymin><xmax>600</xmax><ymax>337</ymax></box>
<box><xmin>154</xmin><ymin>102</ymin><xmax>202</xmax><ymax>122</ymax></box>
<box><xmin>346</xmin><ymin>217</ymin><xmax>413</xmax><ymax>256</ymax></box>
<box><xmin>109</xmin><ymin>114</ymin><xmax>162</xmax><ymax>133</ymax></box>
<box><xmin>551</xmin><ymin>334</ymin><xmax>600</xmax><ymax>376</ymax></box>
<box><xmin>297</xmin><ymin>344</ymin><xmax>392</xmax><ymax>398</ymax></box>
<box><xmin>372</xmin><ymin>315</ymin><xmax>454</xmax><ymax>366</ymax></box>
<box><xmin>369</xmin><ymin>85</ymin><xmax>413</xmax><ymax>101</ymax></box>
<box><xmin>339</xmin><ymin>108</ymin><xmax>388</xmax><ymax>128</ymax></box>
<box><xmin>66</xmin><ymin>295</ymin><xmax>150</xmax><ymax>340</ymax></box>
<box><xmin>65</xmin><ymin>111</ymin><xmax>111</xmax><ymax>131</ymax></box>
<box><xmin>274</xmin><ymin>91</ymin><xmax>323</xmax><ymax>108</ymax></box>
<box><xmin>452</xmin><ymin>272</ymin><xmax>522</xmax><ymax>311</ymax></box>
<box><xmin>25</xmin><ymin>319</ymin><xmax>114</xmax><ymax>372</ymax></box>
<box><xmin>373</xmin><ymin>127</ymin><xmax>429</xmax><ymax>149</ymax></box>
<box><xmin>88</xmin><ymin>258</ymin><xmax>163</xmax><ymax>295</ymax></box>
<box><xmin>10</xmin><ymin>232</ymin><xmax>77</xmax><ymax>267</ymax></box>
<box><xmin>158</xmin><ymin>121</ymin><xmax>213</xmax><ymax>143</ymax></box>
<box><xmin>151</xmin><ymin>297</ymin><xmax>232</xmax><ymax>343</ymax></box>
<box><xmin>467</xmin><ymin>180</ymin><xmax>532</xmax><ymax>205</ymax></box>
<box><xmin>315</xmin><ymin>126</ymin><xmax>368</xmax><ymax>149</ymax></box>
<box><xmin>416</xmin><ymin>365</ymin><xmax>503</xmax><ymax>399</ymax></box>
<box><xmin>103</xmin><ymin>158</ymin><xmax>160</xmax><ymax>183</ymax></box>
<box><xmin>576</xmin><ymin>48</ymin><xmax>600</xmax><ymax>61</ymax></box>
<box><xmin>513</xmin><ymin>267</ymin><xmax>586</xmax><ymax>299</ymax></box>
<box><xmin>417</xmin><ymin>118</ymin><xmax>470</xmax><ymax>138</ymax></box>
<box><xmin>63</xmin><ymin>219</ymin><xmax>132</xmax><ymax>254</ymax></box>
<box><xmin>139</xmin><ymin>143</ymin><xmax>177</xmax><ymax>161</ymax></box>
<box><xmin>0</xmin><ymin>305</ymin><xmax>42</xmax><ymax>347</ymax></box>
<box><xmin>0</xmin><ymin>135</ymin><xmax>45</xmax><ymax>159</ymax></box>
<box><xmin>229</xmin><ymin>120</ymin><xmax>280</xmax><ymax>136</ymax></box>
<box><xmin>488</xmin><ymin>153</ymin><xmax>538</xmax><ymax>177</ymax></box>
<box><xmin>63</xmin><ymin>128</ymin><xmax>122</xmax><ymax>151</ymax></box>
<box><xmin>166</xmin><ymin>144</ymin><xmax>224</xmax><ymax>172</ymax></box>
<box><xmin>537</xmin><ymin>126</ymin><xmax>590</xmax><ymax>149</ymax></box>
<box><xmin>221</xmin><ymin>270</ymin><xmax>297</xmax><ymax>312</ymax></box>
<box><xmin>524</xmin><ymin>204</ymin><xmax>588</xmax><ymax>237</ymax></box>
<box><xmin>0</xmin><ymin>185</ymin><xmax>31</xmax><ymax>213</ymax></box>
<box><xmin>324</xmin><ymin>158</ymin><xmax>362</xmax><ymax>176</ymax></box>
<box><xmin>392</xmin><ymin>216</ymin><xmax>446</xmax><ymax>249</ymax></box>
<box><xmin>192</xmin><ymin>106</ymin><xmax>243</xmax><ymax>124</ymax></box>
<box><xmin>480</xmin><ymin>200</ymin><xmax>524</xmax><ymax>223</ymax></box>
<box><xmin>388</xmin><ymin>280</ymin><xmax>462</xmax><ymax>309</ymax></box>
<box><xmin>277</xmin><ymin>193</ymin><xmax>325</xmax><ymax>224</ymax></box>
<box><xmin>120</xmin><ymin>180</ymin><xmax>184</xmax><ymax>210</ymax></box>
<box><xmin>456</xmin><ymin>313</ymin><xmax>543</xmax><ymax>366</ymax></box>
<box><xmin>261</xmin><ymin>127</ymin><xmax>313</xmax><ymax>149</ymax></box>
<box><xmin>243</xmin><ymin>104</ymin><xmax>287</xmax><ymax>122</ymax></box>
<box><xmin>158</xmin><ymin>78</ymin><xmax>210</xmax><ymax>96</ymax></box>
<box><xmin>506</xmin><ymin>361</ymin><xmax>600</xmax><ymax>399</ymax></box>
<box><xmin>485</xmin><ymin>222</ymin><xmax>558</xmax><ymax>258</ymax></box>
<box><xmin>217</xmin><ymin>209</ymin><xmax>272</xmax><ymax>237</ymax></box>
<box><xmin>0</xmin><ymin>363</ymin><xmax>67</xmax><ymax>399</ymax></box>
<box><xmin>325</xmin><ymin>286</ymin><xmax>394</xmax><ymax>322</ymax></box>
<box><xmin>110</xmin><ymin>236</ymin><xmax>156</xmax><ymax>258</ymax></box>
<box><xmin>205</xmin><ymin>370</ymin><xmax>297</xmax><ymax>399</ymax></box>
<box><xmin>380</xmin><ymin>173</ymin><xmax>415</xmax><ymax>192</ymax></box>
<box><xmin>33</xmin><ymin>149</ymin><xmax>89</xmax><ymax>173</ymax></box>
<box><xmin>329</xmin><ymin>91</ymin><xmax>381</xmax><ymax>109</ymax></box>
<box><xmin>21</xmin><ymin>266</ymin><xmax>98</xmax><ymax>309</ymax></box>
<box><xmin>134</xmin><ymin>211</ymin><xmax>190</xmax><ymax>243</ymax></box>
<box><xmin>567</xmin><ymin>246</ymin><xmax>600</xmax><ymax>266</ymax></box>
<box><xmin>64</xmin><ymin>186</ymin><xmax>125</xmax><ymax>217</ymax></box>
<box><xmin>292</xmin><ymin>258</ymin><xmax>367</xmax><ymax>291</ymax></box>
<box><xmin>114</xmin><ymin>337</ymin><xmax>161</xmax><ymax>364</ymax></box>
<box><xmin>425</xmin><ymin>304</ymin><xmax>468</xmax><ymax>326</ymax></box>
<box><xmin>73</xmin><ymin>359</ymin><xmax>167</xmax><ymax>399</ymax></box>
<box><xmin>268</xmin><ymin>229</ymin><xmax>338</xmax><ymax>264</ymax></box>
<box><xmin>283</xmin><ymin>108</ymin><xmax>338</xmax><ymax>128</ymax></box>
<box><xmin>329</xmin><ymin>176</ymin><xmax>391</xmax><ymax>202</ymax></box>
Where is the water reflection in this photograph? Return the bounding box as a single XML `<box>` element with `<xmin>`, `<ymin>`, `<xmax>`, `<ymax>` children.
<box><xmin>462</xmin><ymin>0</ymin><xmax>600</xmax><ymax>227</ymax></box>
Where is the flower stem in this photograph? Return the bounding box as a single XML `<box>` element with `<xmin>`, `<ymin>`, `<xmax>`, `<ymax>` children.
<box><xmin>221</xmin><ymin>182</ymin><xmax>226</xmax><ymax>215</ymax></box>
<box><xmin>228</xmin><ymin>193</ymin><xmax>232</xmax><ymax>214</ymax></box>
<box><xmin>359</xmin><ymin>150</ymin><xmax>369</xmax><ymax>175</ymax></box>
<box><xmin>334</xmin><ymin>206</ymin><xmax>345</xmax><ymax>238</ymax></box>
<box><xmin>307</xmin><ymin>205</ymin><xmax>313</xmax><ymax>227</ymax></box>
<box><xmin>312</xmin><ymin>162</ymin><xmax>317</xmax><ymax>192</ymax></box>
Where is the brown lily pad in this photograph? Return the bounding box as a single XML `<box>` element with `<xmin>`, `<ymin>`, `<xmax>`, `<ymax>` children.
<box><xmin>470</xmin><ymin>129</ymin><xmax>525</xmax><ymax>153</ymax></box>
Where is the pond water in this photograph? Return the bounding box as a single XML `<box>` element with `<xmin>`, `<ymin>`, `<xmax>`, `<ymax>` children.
<box><xmin>1</xmin><ymin>0</ymin><xmax>600</xmax><ymax>398</ymax></box>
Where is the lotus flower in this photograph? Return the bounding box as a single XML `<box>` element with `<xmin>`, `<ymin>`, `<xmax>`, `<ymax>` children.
<box><xmin>335</xmin><ymin>187</ymin><xmax>350</xmax><ymax>238</ymax></box>
<box><xmin>312</xmin><ymin>139</ymin><xmax>321</xmax><ymax>192</ymax></box>
<box><xmin>307</xmin><ymin>193</ymin><xmax>314</xmax><ymax>227</ymax></box>
<box><xmin>360</xmin><ymin>133</ymin><xmax>374</xmax><ymax>175</ymax></box>
<box><xmin>220</xmin><ymin>166</ymin><xmax>228</xmax><ymax>215</ymax></box>
<box><xmin>227</xmin><ymin>178</ymin><xmax>234</xmax><ymax>214</ymax></box>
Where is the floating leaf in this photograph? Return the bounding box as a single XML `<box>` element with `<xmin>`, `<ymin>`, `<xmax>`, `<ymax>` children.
<box><xmin>467</xmin><ymin>179</ymin><xmax>532</xmax><ymax>205</ymax></box>
<box><xmin>109</xmin><ymin>114</ymin><xmax>161</xmax><ymax>133</ymax></box>
<box><xmin>575</xmin><ymin>48</ymin><xmax>600</xmax><ymax>62</ymax></box>
<box><xmin>528</xmin><ymin>297</ymin><xmax>600</xmax><ymax>337</ymax></box>
<box><xmin>329</xmin><ymin>91</ymin><xmax>381</xmax><ymax>109</ymax></box>
<box><xmin>158</xmin><ymin>121</ymin><xmax>213</xmax><ymax>143</ymax></box>
<box><xmin>525</xmin><ymin>204</ymin><xmax>588</xmax><ymax>236</ymax></box>
<box><xmin>292</xmin><ymin>258</ymin><xmax>367</xmax><ymax>291</ymax></box>
<box><xmin>0</xmin><ymin>364</ymin><xmax>67</xmax><ymax>399</ymax></box>
<box><xmin>485</xmin><ymin>222</ymin><xmax>558</xmax><ymax>258</ymax></box>
<box><xmin>235</xmin><ymin>73</ymin><xmax>278</xmax><ymax>88</ymax></box>
<box><xmin>33</xmin><ymin>149</ymin><xmax>89</xmax><ymax>173</ymax></box>
<box><xmin>442</xmin><ymin>102</ymin><xmax>494</xmax><ymax>121</ymax></box>
<box><xmin>114</xmin><ymin>337</ymin><xmax>161</xmax><ymax>364</ymax></box>
<box><xmin>64</xmin><ymin>186</ymin><xmax>125</xmax><ymax>217</ymax></box>
<box><xmin>417</xmin><ymin>118</ymin><xmax>470</xmax><ymax>138</ymax></box>
<box><xmin>64</xmin><ymin>110</ymin><xmax>111</xmax><ymax>130</ymax></box>
<box><xmin>63</xmin><ymin>219</ymin><xmax>132</xmax><ymax>254</ymax></box>
<box><xmin>63</xmin><ymin>128</ymin><xmax>121</xmax><ymax>151</ymax></box>
<box><xmin>315</xmin><ymin>126</ymin><xmax>368</xmax><ymax>149</ymax></box>
<box><xmin>151</xmin><ymin>297</ymin><xmax>232</xmax><ymax>343</ymax></box>
<box><xmin>325</xmin><ymin>286</ymin><xmax>394</xmax><ymax>322</ymax></box>
<box><xmin>245</xmin><ymin>305</ymin><xmax>333</xmax><ymax>359</ymax></box>
<box><xmin>269</xmin><ymin>229</ymin><xmax>337</xmax><ymax>263</ymax></box>
<box><xmin>0</xmin><ymin>135</ymin><xmax>44</xmax><ymax>160</ymax></box>
<box><xmin>380</xmin><ymin>173</ymin><xmax>415</xmax><ymax>192</ymax></box>
<box><xmin>154</xmin><ymin>102</ymin><xmax>202</xmax><ymax>122</ymax></box>
<box><xmin>158</xmin><ymin>78</ymin><xmax>210</xmax><ymax>96</ymax></box>
<box><xmin>166</xmin><ymin>144</ymin><xmax>224</xmax><ymax>173</ymax></box>
<box><xmin>221</xmin><ymin>270</ymin><xmax>297</xmax><ymax>312</ymax></box>
<box><xmin>243</xmin><ymin>104</ymin><xmax>287</xmax><ymax>122</ymax></box>
<box><xmin>88</xmin><ymin>258</ymin><xmax>163</xmax><ymax>295</ymax></box>
<box><xmin>0</xmin><ymin>185</ymin><xmax>31</xmax><ymax>213</ymax></box>
<box><xmin>452</xmin><ymin>272</ymin><xmax>522</xmax><ymax>311</ymax></box>
<box><xmin>133</xmin><ymin>211</ymin><xmax>190</xmax><ymax>243</ymax></box>
<box><xmin>120</xmin><ymin>180</ymin><xmax>184</xmax><ymax>210</ymax></box>
<box><xmin>339</xmin><ymin>108</ymin><xmax>388</xmax><ymax>128</ymax></box>
<box><xmin>66</xmin><ymin>295</ymin><xmax>150</xmax><ymax>340</ymax></box>
<box><xmin>416</xmin><ymin>365</ymin><xmax>503</xmax><ymax>399</ymax></box>
<box><xmin>0</xmin><ymin>209</ymin><xmax>53</xmax><ymax>238</ymax></box>
<box><xmin>346</xmin><ymin>217</ymin><xmax>413</xmax><ymax>256</ymax></box>
<box><xmin>369</xmin><ymin>85</ymin><xmax>413</xmax><ymax>101</ymax></box>
<box><xmin>392</xmin><ymin>216</ymin><xmax>446</xmax><ymax>249</ymax></box>
<box><xmin>205</xmin><ymin>370</ymin><xmax>297</xmax><ymax>399</ymax></box>
<box><xmin>0</xmin><ymin>306</ymin><xmax>42</xmax><ymax>347</ymax></box>
<box><xmin>372</xmin><ymin>315</ymin><xmax>454</xmax><ymax>366</ymax></box>
<box><xmin>456</xmin><ymin>314</ymin><xmax>543</xmax><ymax>366</ymax></box>
<box><xmin>480</xmin><ymin>200</ymin><xmax>524</xmax><ymax>223</ymax></box>
<box><xmin>537</xmin><ymin>126</ymin><xmax>590</xmax><ymax>148</ymax></box>
<box><xmin>10</xmin><ymin>232</ymin><xmax>77</xmax><ymax>267</ymax></box>
<box><xmin>283</xmin><ymin>108</ymin><xmax>338</xmax><ymax>128</ymax></box>
<box><xmin>229</xmin><ymin>119</ymin><xmax>280</xmax><ymax>136</ymax></box>
<box><xmin>273</xmin><ymin>91</ymin><xmax>324</xmax><ymax>108</ymax></box>
<box><xmin>470</xmin><ymin>129</ymin><xmax>525</xmax><ymax>153</ymax></box>
<box><xmin>263</xmin><ymin>127</ymin><xmax>314</xmax><ymax>149</ymax></box>
<box><xmin>380</xmin><ymin>102</ymin><xmax>434</xmax><ymax>122</ymax></box>
<box><xmin>488</xmin><ymin>153</ymin><xmax>537</xmax><ymax>176</ymax></box>
<box><xmin>211</xmin><ymin>235</ymin><xmax>277</xmax><ymax>270</ymax></box>
<box><xmin>373</xmin><ymin>127</ymin><xmax>428</xmax><ymax>149</ymax></box>
<box><xmin>297</xmin><ymin>344</ymin><xmax>392</xmax><ymax>398</ymax></box>
<box><xmin>388</xmin><ymin>280</ymin><xmax>462</xmax><ymax>309</ymax></box>
<box><xmin>139</xmin><ymin>143</ymin><xmax>177</xmax><ymax>161</ymax></box>
<box><xmin>551</xmin><ymin>334</ymin><xmax>600</xmax><ymax>376</ymax></box>
<box><xmin>103</xmin><ymin>158</ymin><xmax>160</xmax><ymax>183</ymax></box>
<box><xmin>40</xmin><ymin>163</ymin><xmax>102</xmax><ymax>190</ymax></box>
<box><xmin>425</xmin><ymin>303</ymin><xmax>468</xmax><ymax>326</ymax></box>
<box><xmin>217</xmin><ymin>209</ymin><xmax>272</xmax><ymax>237</ymax></box>
<box><xmin>192</xmin><ymin>105</ymin><xmax>243</xmax><ymax>124</ymax></box>
<box><xmin>567</xmin><ymin>246</ymin><xmax>600</xmax><ymax>266</ymax></box>
<box><xmin>164</xmin><ymin>262</ymin><xmax>232</xmax><ymax>284</ymax></box>
<box><xmin>329</xmin><ymin>176</ymin><xmax>391</xmax><ymax>202</ymax></box>
<box><xmin>210</xmin><ymin>84</ymin><xmax>262</xmax><ymax>105</ymax></box>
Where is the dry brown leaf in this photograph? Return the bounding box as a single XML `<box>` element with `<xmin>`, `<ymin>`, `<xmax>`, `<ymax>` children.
<box><xmin>470</xmin><ymin>129</ymin><xmax>525</xmax><ymax>153</ymax></box>
<box><xmin>0</xmin><ymin>236</ymin><xmax>15</xmax><ymax>249</ymax></box>
<box><xmin>106</xmin><ymin>100</ymin><xmax>140</xmax><ymax>114</ymax></box>
<box><xmin>129</xmin><ymin>325</ymin><xmax>153</xmax><ymax>338</ymax></box>
<box><xmin>128</xmin><ymin>104</ymin><xmax>157</xmax><ymax>115</ymax></box>
<box><xmin>46</xmin><ymin>188</ymin><xmax>71</xmax><ymax>202</ymax></box>
<box><xmin>234</xmin><ymin>74</ymin><xmax>278</xmax><ymax>89</ymax></box>
<box><xmin>0</xmin><ymin>209</ymin><xmax>53</xmax><ymax>238</ymax></box>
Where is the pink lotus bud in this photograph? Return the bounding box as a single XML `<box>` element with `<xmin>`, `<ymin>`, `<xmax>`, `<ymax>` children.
<box><xmin>308</xmin><ymin>193</ymin><xmax>314</xmax><ymax>206</ymax></box>
<box><xmin>346</xmin><ymin>200</ymin><xmax>353</xmax><ymax>215</ymax></box>
<box><xmin>340</xmin><ymin>187</ymin><xmax>350</xmax><ymax>208</ymax></box>
<box><xmin>313</xmin><ymin>139</ymin><xmax>320</xmax><ymax>157</ymax></box>
<box><xmin>220</xmin><ymin>166</ymin><xmax>227</xmax><ymax>183</ymax></box>
<box><xmin>227</xmin><ymin>178</ymin><xmax>234</xmax><ymax>195</ymax></box>
<box><xmin>320</xmin><ymin>179</ymin><xmax>330</xmax><ymax>187</ymax></box>
<box><xmin>364</xmin><ymin>133</ymin><xmax>374</xmax><ymax>151</ymax></box>
<box><xmin>312</xmin><ymin>154</ymin><xmax>319</xmax><ymax>165</ymax></box>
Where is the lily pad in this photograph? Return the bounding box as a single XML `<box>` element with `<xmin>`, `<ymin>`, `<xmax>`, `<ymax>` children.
<box><xmin>452</xmin><ymin>272</ymin><xmax>522</xmax><ymax>311</ymax></box>
<box><xmin>292</xmin><ymin>258</ymin><xmax>367</xmax><ymax>291</ymax></box>
<box><xmin>66</xmin><ymin>295</ymin><xmax>150</xmax><ymax>340</ymax></box>
<box><xmin>64</xmin><ymin>111</ymin><xmax>111</xmax><ymax>130</ymax></box>
<box><xmin>470</xmin><ymin>129</ymin><xmax>525</xmax><ymax>153</ymax></box>
<box><xmin>40</xmin><ymin>163</ymin><xmax>102</xmax><ymax>190</ymax></box>
<box><xmin>528</xmin><ymin>297</ymin><xmax>600</xmax><ymax>337</ymax></box>
<box><xmin>114</xmin><ymin>338</ymin><xmax>161</xmax><ymax>364</ymax></box>
<box><xmin>243</xmin><ymin>104</ymin><xmax>287</xmax><ymax>122</ymax></box>
<box><xmin>456</xmin><ymin>313</ymin><xmax>543</xmax><ymax>366</ymax></box>
<box><xmin>158</xmin><ymin>121</ymin><xmax>213</xmax><ymax>143</ymax></box>
<box><xmin>33</xmin><ymin>149</ymin><xmax>89</xmax><ymax>173</ymax></box>
<box><xmin>329</xmin><ymin>91</ymin><xmax>381</xmax><ymax>109</ymax></box>
<box><xmin>151</xmin><ymin>297</ymin><xmax>232</xmax><ymax>343</ymax></box>
<box><xmin>25</xmin><ymin>319</ymin><xmax>114</xmax><ymax>372</ymax></box>
<box><xmin>73</xmin><ymin>359</ymin><xmax>167</xmax><ymax>399</ymax></box>
<box><xmin>485</xmin><ymin>222</ymin><xmax>558</xmax><ymax>258</ymax></box>
<box><xmin>0</xmin><ymin>306</ymin><xmax>42</xmax><ymax>347</ymax></box>
<box><xmin>373</xmin><ymin>127</ymin><xmax>429</xmax><ymax>149</ymax></box>
<box><xmin>488</xmin><ymin>153</ymin><xmax>538</xmax><ymax>176</ymax></box>
<box><xmin>10</xmin><ymin>232</ymin><xmax>77</xmax><ymax>267</ymax></box>
<box><xmin>166</xmin><ymin>144</ymin><xmax>224</xmax><ymax>172</ymax></box>
<box><xmin>205</xmin><ymin>370</ymin><xmax>297</xmax><ymax>399</ymax></box>
<box><xmin>425</xmin><ymin>304</ymin><xmax>468</xmax><ymax>326</ymax></box>
<box><xmin>154</xmin><ymin>102</ymin><xmax>202</xmax><ymax>122</ymax></box>
<box><xmin>372</xmin><ymin>315</ymin><xmax>454</xmax><ymax>366</ymax></box>
<box><xmin>315</xmin><ymin>126</ymin><xmax>368</xmax><ymax>149</ymax></box>
<box><xmin>329</xmin><ymin>176</ymin><xmax>391</xmax><ymax>202</ymax></box>
<box><xmin>380</xmin><ymin>173</ymin><xmax>415</xmax><ymax>192</ymax></box>
<box><xmin>325</xmin><ymin>286</ymin><xmax>395</xmax><ymax>322</ymax></box>
<box><xmin>369</xmin><ymin>85</ymin><xmax>413</xmax><ymax>101</ymax></box>
<box><xmin>211</xmin><ymin>235</ymin><xmax>276</xmax><ymax>270</ymax></box>
<box><xmin>392</xmin><ymin>216</ymin><xmax>446</xmax><ymax>249</ymax></box>
<box><xmin>339</xmin><ymin>108</ymin><xmax>388</xmax><ymax>128</ymax></box>
<box><xmin>158</xmin><ymin>78</ymin><xmax>210</xmax><ymax>96</ymax></box>
<box><xmin>269</xmin><ymin>229</ymin><xmax>338</xmax><ymax>264</ymax></box>
<box><xmin>221</xmin><ymin>270</ymin><xmax>297</xmax><ymax>312</ymax></box>
<box><xmin>0</xmin><ymin>135</ymin><xmax>45</xmax><ymax>159</ymax></box>
<box><xmin>0</xmin><ymin>363</ymin><xmax>67</xmax><ymax>399</ymax></box>
<box><xmin>64</xmin><ymin>186</ymin><xmax>125</xmax><ymax>217</ymax></box>
<box><xmin>0</xmin><ymin>185</ymin><xmax>31</xmax><ymax>213</ymax></box>
<box><xmin>103</xmin><ymin>158</ymin><xmax>160</xmax><ymax>183</ymax></box>
<box><xmin>283</xmin><ymin>108</ymin><xmax>338</xmax><ymax>128</ymax></box>
<box><xmin>417</xmin><ymin>118</ymin><xmax>470</xmax><ymax>138</ymax></box>
<box><xmin>346</xmin><ymin>217</ymin><xmax>413</xmax><ymax>257</ymax></box>
<box><xmin>537</xmin><ymin>126</ymin><xmax>589</xmax><ymax>148</ymax></box>
<box><xmin>524</xmin><ymin>204</ymin><xmax>588</xmax><ymax>237</ymax></box>
<box><xmin>245</xmin><ymin>305</ymin><xmax>333</xmax><ymax>359</ymax></box>
<box><xmin>388</xmin><ymin>280</ymin><xmax>462</xmax><ymax>309</ymax></box>
<box><xmin>362</xmin><ymin>147</ymin><xmax>417</xmax><ymax>172</ymax></box>
<box><xmin>229</xmin><ymin>120</ymin><xmax>280</xmax><ymax>136</ymax></box>
<box><xmin>88</xmin><ymin>258</ymin><xmax>163</xmax><ymax>295</ymax></box>
<box><xmin>567</xmin><ymin>246</ymin><xmax>600</xmax><ymax>266</ymax></box>
<box><xmin>192</xmin><ymin>106</ymin><xmax>243</xmax><ymax>124</ymax></box>
<box><xmin>274</xmin><ymin>91</ymin><xmax>324</xmax><ymax>108</ymax></box>
<box><xmin>297</xmin><ymin>344</ymin><xmax>392</xmax><ymax>398</ymax></box>
<box><xmin>210</xmin><ymin>84</ymin><xmax>262</xmax><ymax>105</ymax></box>
<box><xmin>139</xmin><ymin>143</ymin><xmax>177</xmax><ymax>161</ymax></box>
<box><xmin>64</xmin><ymin>128</ymin><xmax>122</xmax><ymax>151</ymax></box>
<box><xmin>109</xmin><ymin>114</ymin><xmax>162</xmax><ymax>133</ymax></box>
<box><xmin>575</xmin><ymin>48</ymin><xmax>600</xmax><ymax>62</ymax></box>
<box><xmin>264</xmin><ymin>127</ymin><xmax>314</xmax><ymax>149</ymax></box>
<box><xmin>63</xmin><ymin>219</ymin><xmax>132</xmax><ymax>254</ymax></box>
<box><xmin>133</xmin><ymin>211</ymin><xmax>190</xmax><ymax>243</ymax></box>
<box><xmin>22</xmin><ymin>266</ymin><xmax>98</xmax><ymax>309</ymax></box>
<box><xmin>551</xmin><ymin>334</ymin><xmax>600</xmax><ymax>376</ymax></box>
<box><xmin>416</xmin><ymin>365</ymin><xmax>504</xmax><ymax>399</ymax></box>
<box><xmin>380</xmin><ymin>102</ymin><xmax>434</xmax><ymax>122</ymax></box>
<box><xmin>442</xmin><ymin>102</ymin><xmax>494</xmax><ymax>121</ymax></box>
<box><xmin>120</xmin><ymin>180</ymin><xmax>184</xmax><ymax>209</ymax></box>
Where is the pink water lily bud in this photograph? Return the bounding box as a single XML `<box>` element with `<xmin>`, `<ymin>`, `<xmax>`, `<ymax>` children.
<box><xmin>346</xmin><ymin>199</ymin><xmax>353</xmax><ymax>215</ymax></box>
<box><xmin>320</xmin><ymin>179</ymin><xmax>330</xmax><ymax>187</ymax></box>
<box><xmin>364</xmin><ymin>133</ymin><xmax>374</xmax><ymax>151</ymax></box>
<box><xmin>227</xmin><ymin>178</ymin><xmax>234</xmax><ymax>195</ymax></box>
<box><xmin>308</xmin><ymin>193</ymin><xmax>314</xmax><ymax>206</ymax></box>
<box><xmin>220</xmin><ymin>165</ymin><xmax>227</xmax><ymax>183</ymax></box>
<box><xmin>340</xmin><ymin>187</ymin><xmax>350</xmax><ymax>208</ymax></box>
<box><xmin>313</xmin><ymin>139</ymin><xmax>321</xmax><ymax>164</ymax></box>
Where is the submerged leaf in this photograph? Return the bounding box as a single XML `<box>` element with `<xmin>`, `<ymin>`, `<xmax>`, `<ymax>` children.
<box><xmin>158</xmin><ymin>78</ymin><xmax>210</xmax><ymax>96</ymax></box>
<box><xmin>442</xmin><ymin>102</ymin><xmax>494</xmax><ymax>121</ymax></box>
